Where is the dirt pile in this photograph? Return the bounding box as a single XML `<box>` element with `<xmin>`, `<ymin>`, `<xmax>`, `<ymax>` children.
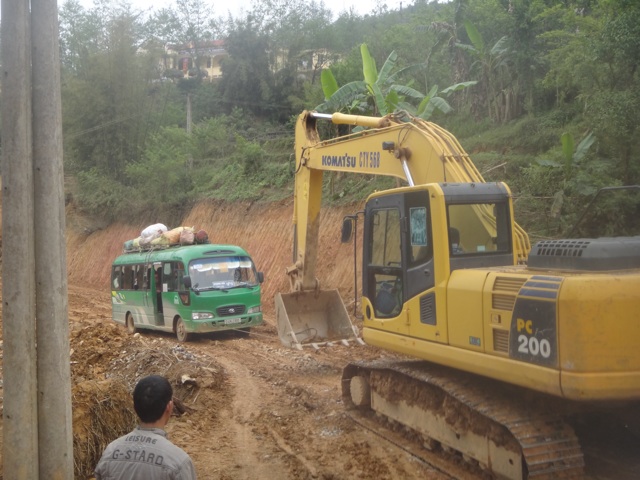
<box><xmin>68</xmin><ymin>321</ymin><xmax>229</xmax><ymax>478</ymax></box>
<box><xmin>72</xmin><ymin>379</ymin><xmax>135</xmax><ymax>477</ymax></box>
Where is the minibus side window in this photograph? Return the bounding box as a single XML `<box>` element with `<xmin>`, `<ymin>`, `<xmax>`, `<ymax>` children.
<box><xmin>122</xmin><ymin>265</ymin><xmax>135</xmax><ymax>290</ymax></box>
<box><xmin>163</xmin><ymin>262</ymin><xmax>187</xmax><ymax>291</ymax></box>
<box><xmin>134</xmin><ymin>265</ymin><xmax>144</xmax><ymax>290</ymax></box>
<box><xmin>112</xmin><ymin>266</ymin><xmax>122</xmax><ymax>289</ymax></box>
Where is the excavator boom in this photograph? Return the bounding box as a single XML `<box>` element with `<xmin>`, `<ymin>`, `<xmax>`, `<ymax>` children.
<box><xmin>277</xmin><ymin>110</ymin><xmax>530</xmax><ymax>349</ymax></box>
<box><xmin>295</xmin><ymin>111</ymin><xmax>530</xmax><ymax>261</ymax></box>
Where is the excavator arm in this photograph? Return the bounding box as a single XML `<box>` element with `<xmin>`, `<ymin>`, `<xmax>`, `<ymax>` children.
<box><xmin>288</xmin><ymin>110</ymin><xmax>529</xmax><ymax>291</ymax></box>
<box><xmin>277</xmin><ymin>110</ymin><xmax>530</xmax><ymax>349</ymax></box>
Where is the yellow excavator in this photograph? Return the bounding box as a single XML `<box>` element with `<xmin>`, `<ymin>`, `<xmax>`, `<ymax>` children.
<box><xmin>275</xmin><ymin>110</ymin><xmax>640</xmax><ymax>479</ymax></box>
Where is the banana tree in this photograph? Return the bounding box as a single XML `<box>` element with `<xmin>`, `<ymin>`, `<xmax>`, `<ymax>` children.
<box><xmin>318</xmin><ymin>43</ymin><xmax>475</xmax><ymax>118</ymax></box>
<box><xmin>318</xmin><ymin>44</ymin><xmax>402</xmax><ymax>115</ymax></box>
<box><xmin>456</xmin><ymin>20</ymin><xmax>511</xmax><ymax>122</ymax></box>
<box><xmin>537</xmin><ymin>131</ymin><xmax>597</xmax><ymax>217</ymax></box>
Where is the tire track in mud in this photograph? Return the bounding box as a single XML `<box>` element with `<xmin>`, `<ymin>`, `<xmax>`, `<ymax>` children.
<box><xmin>190</xmin><ymin>338</ymin><xmax>294</xmax><ymax>480</ymax></box>
<box><xmin>187</xmin><ymin>333</ymin><xmax>450</xmax><ymax>480</ymax></box>
<box><xmin>213</xmin><ymin>354</ymin><xmax>271</xmax><ymax>479</ymax></box>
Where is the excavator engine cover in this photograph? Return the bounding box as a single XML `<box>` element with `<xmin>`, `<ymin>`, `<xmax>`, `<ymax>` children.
<box><xmin>275</xmin><ymin>290</ymin><xmax>359</xmax><ymax>349</ymax></box>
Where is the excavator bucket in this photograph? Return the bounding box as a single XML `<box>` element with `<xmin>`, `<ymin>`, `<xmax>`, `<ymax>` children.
<box><xmin>275</xmin><ymin>290</ymin><xmax>361</xmax><ymax>349</ymax></box>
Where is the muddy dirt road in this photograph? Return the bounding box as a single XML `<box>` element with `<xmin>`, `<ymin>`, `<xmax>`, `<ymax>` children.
<box><xmin>69</xmin><ymin>285</ymin><xmax>640</xmax><ymax>479</ymax></box>
<box><xmin>0</xmin><ymin>283</ymin><xmax>638</xmax><ymax>479</ymax></box>
<box><xmin>66</xmin><ymin>285</ymin><xmax>461</xmax><ymax>480</ymax></box>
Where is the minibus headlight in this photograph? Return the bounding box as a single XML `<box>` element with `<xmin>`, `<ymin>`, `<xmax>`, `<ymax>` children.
<box><xmin>192</xmin><ymin>312</ymin><xmax>214</xmax><ymax>320</ymax></box>
<box><xmin>247</xmin><ymin>306</ymin><xmax>262</xmax><ymax>314</ymax></box>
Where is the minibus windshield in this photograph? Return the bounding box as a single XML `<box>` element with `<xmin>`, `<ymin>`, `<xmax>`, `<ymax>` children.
<box><xmin>189</xmin><ymin>256</ymin><xmax>259</xmax><ymax>291</ymax></box>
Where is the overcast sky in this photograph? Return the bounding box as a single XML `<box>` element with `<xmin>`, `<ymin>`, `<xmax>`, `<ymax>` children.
<box><xmin>78</xmin><ymin>0</ymin><xmax>409</xmax><ymax>19</ymax></box>
<box><xmin>212</xmin><ymin>0</ymin><xmax>408</xmax><ymax>18</ymax></box>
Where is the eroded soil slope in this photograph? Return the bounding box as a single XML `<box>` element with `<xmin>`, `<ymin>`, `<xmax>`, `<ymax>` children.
<box><xmin>65</xmin><ymin>199</ymin><xmax>362</xmax><ymax>314</ymax></box>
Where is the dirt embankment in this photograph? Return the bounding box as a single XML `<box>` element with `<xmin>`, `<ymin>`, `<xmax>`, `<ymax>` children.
<box><xmin>66</xmin><ymin>198</ymin><xmax>364</xmax><ymax>317</ymax></box>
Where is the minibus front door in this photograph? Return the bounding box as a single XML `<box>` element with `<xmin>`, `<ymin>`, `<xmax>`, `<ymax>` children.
<box><xmin>151</xmin><ymin>264</ymin><xmax>165</xmax><ymax>326</ymax></box>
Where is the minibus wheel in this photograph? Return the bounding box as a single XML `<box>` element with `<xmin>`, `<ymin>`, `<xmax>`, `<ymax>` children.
<box><xmin>175</xmin><ymin>317</ymin><xmax>190</xmax><ymax>342</ymax></box>
<box><xmin>126</xmin><ymin>313</ymin><xmax>137</xmax><ymax>334</ymax></box>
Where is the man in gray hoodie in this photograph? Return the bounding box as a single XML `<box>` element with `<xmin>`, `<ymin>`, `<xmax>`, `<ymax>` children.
<box><xmin>95</xmin><ymin>375</ymin><xmax>197</xmax><ymax>480</ymax></box>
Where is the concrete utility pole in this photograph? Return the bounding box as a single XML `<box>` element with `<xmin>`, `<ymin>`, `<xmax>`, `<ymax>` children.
<box><xmin>1</xmin><ymin>0</ymin><xmax>74</xmax><ymax>477</ymax></box>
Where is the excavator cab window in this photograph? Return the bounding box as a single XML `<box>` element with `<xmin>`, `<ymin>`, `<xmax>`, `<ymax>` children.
<box><xmin>369</xmin><ymin>208</ymin><xmax>404</xmax><ymax>317</ymax></box>
<box><xmin>409</xmin><ymin>206</ymin><xmax>430</xmax><ymax>264</ymax></box>
<box><xmin>363</xmin><ymin>189</ymin><xmax>435</xmax><ymax>319</ymax></box>
<box><xmin>447</xmin><ymin>202</ymin><xmax>511</xmax><ymax>255</ymax></box>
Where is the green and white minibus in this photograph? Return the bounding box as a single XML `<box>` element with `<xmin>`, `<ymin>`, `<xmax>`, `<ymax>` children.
<box><xmin>111</xmin><ymin>243</ymin><xmax>264</xmax><ymax>341</ymax></box>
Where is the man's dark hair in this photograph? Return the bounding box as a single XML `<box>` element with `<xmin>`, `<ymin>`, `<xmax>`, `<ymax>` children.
<box><xmin>133</xmin><ymin>375</ymin><xmax>173</xmax><ymax>423</ymax></box>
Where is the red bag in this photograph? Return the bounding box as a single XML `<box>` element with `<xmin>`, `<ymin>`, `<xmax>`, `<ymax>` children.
<box><xmin>195</xmin><ymin>230</ymin><xmax>209</xmax><ymax>244</ymax></box>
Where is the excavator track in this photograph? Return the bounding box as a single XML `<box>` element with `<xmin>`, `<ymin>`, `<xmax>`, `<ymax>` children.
<box><xmin>342</xmin><ymin>360</ymin><xmax>585</xmax><ymax>479</ymax></box>
<box><xmin>346</xmin><ymin>408</ymin><xmax>492</xmax><ymax>479</ymax></box>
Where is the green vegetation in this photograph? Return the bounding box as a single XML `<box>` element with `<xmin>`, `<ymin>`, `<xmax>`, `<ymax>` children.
<box><xmin>57</xmin><ymin>0</ymin><xmax>639</xmax><ymax>238</ymax></box>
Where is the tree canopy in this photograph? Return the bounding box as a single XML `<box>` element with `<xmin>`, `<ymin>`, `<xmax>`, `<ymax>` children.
<box><xmin>56</xmin><ymin>0</ymin><xmax>640</xmax><ymax>237</ymax></box>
